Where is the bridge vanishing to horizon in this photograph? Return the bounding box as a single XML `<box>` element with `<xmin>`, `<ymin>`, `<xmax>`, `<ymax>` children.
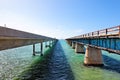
<box><xmin>66</xmin><ymin>25</ymin><xmax>120</xmax><ymax>66</ymax></box>
<box><xmin>0</xmin><ymin>26</ymin><xmax>57</xmax><ymax>56</ymax></box>
<box><xmin>0</xmin><ymin>25</ymin><xmax>120</xmax><ymax>67</ymax></box>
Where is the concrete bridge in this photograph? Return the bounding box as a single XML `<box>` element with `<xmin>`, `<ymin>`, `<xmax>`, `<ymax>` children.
<box><xmin>0</xmin><ymin>26</ymin><xmax>57</xmax><ymax>56</ymax></box>
<box><xmin>66</xmin><ymin>25</ymin><xmax>120</xmax><ymax>66</ymax></box>
<box><xmin>0</xmin><ymin>25</ymin><xmax>120</xmax><ymax>66</ymax></box>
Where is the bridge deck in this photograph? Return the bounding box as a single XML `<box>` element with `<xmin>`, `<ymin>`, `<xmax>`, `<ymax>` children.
<box><xmin>0</xmin><ymin>26</ymin><xmax>56</xmax><ymax>50</ymax></box>
<box><xmin>0</xmin><ymin>26</ymin><xmax>53</xmax><ymax>39</ymax></box>
<box><xmin>66</xmin><ymin>25</ymin><xmax>120</xmax><ymax>54</ymax></box>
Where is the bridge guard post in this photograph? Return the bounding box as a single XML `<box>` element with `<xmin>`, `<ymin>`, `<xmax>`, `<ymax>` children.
<box><xmin>84</xmin><ymin>46</ymin><xmax>103</xmax><ymax>66</ymax></box>
<box><xmin>33</xmin><ymin>44</ymin><xmax>36</xmax><ymax>56</ymax></box>
<box><xmin>40</xmin><ymin>42</ymin><xmax>43</xmax><ymax>56</ymax></box>
<box><xmin>72</xmin><ymin>42</ymin><xmax>76</xmax><ymax>49</ymax></box>
<box><xmin>75</xmin><ymin>43</ymin><xmax>85</xmax><ymax>53</ymax></box>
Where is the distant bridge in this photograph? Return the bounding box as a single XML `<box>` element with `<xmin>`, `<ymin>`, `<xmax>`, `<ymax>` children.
<box><xmin>0</xmin><ymin>26</ymin><xmax>57</xmax><ymax>56</ymax></box>
<box><xmin>66</xmin><ymin>25</ymin><xmax>120</xmax><ymax>66</ymax></box>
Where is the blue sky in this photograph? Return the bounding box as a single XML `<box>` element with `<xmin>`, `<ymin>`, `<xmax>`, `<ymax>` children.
<box><xmin>0</xmin><ymin>0</ymin><xmax>120</xmax><ymax>39</ymax></box>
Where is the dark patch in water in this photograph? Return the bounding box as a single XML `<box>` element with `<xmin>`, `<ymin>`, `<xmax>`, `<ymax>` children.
<box><xmin>46</xmin><ymin>41</ymin><xmax>74</xmax><ymax>80</ymax></box>
<box><xmin>102</xmin><ymin>54</ymin><xmax>120</xmax><ymax>73</ymax></box>
<box><xmin>17</xmin><ymin>41</ymin><xmax>74</xmax><ymax>80</ymax></box>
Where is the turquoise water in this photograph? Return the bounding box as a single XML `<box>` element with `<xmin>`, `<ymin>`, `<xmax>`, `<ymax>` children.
<box><xmin>0</xmin><ymin>42</ymin><xmax>50</xmax><ymax>80</ymax></box>
<box><xmin>61</xmin><ymin>40</ymin><xmax>120</xmax><ymax>80</ymax></box>
<box><xmin>0</xmin><ymin>40</ymin><xmax>120</xmax><ymax>80</ymax></box>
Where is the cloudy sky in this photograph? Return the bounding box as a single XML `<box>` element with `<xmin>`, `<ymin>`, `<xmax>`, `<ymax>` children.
<box><xmin>0</xmin><ymin>0</ymin><xmax>120</xmax><ymax>39</ymax></box>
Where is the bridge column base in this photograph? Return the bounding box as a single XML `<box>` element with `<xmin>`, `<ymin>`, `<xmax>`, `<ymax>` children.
<box><xmin>33</xmin><ymin>43</ymin><xmax>43</xmax><ymax>56</ymax></box>
<box><xmin>40</xmin><ymin>42</ymin><xmax>43</xmax><ymax>56</ymax></box>
<box><xmin>84</xmin><ymin>46</ymin><xmax>103</xmax><ymax>66</ymax></box>
<box><xmin>33</xmin><ymin>44</ymin><xmax>36</xmax><ymax>56</ymax></box>
<box><xmin>75</xmin><ymin>43</ymin><xmax>85</xmax><ymax>53</ymax></box>
<box><xmin>72</xmin><ymin>42</ymin><xmax>75</xmax><ymax>49</ymax></box>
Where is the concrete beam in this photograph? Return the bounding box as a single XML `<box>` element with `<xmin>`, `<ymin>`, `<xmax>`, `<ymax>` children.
<box><xmin>0</xmin><ymin>39</ymin><xmax>43</xmax><ymax>50</ymax></box>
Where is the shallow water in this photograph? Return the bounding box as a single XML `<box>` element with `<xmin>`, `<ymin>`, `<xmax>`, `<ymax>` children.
<box><xmin>61</xmin><ymin>40</ymin><xmax>120</xmax><ymax>80</ymax></box>
<box><xmin>0</xmin><ymin>42</ymin><xmax>49</xmax><ymax>80</ymax></box>
<box><xmin>0</xmin><ymin>40</ymin><xmax>120</xmax><ymax>80</ymax></box>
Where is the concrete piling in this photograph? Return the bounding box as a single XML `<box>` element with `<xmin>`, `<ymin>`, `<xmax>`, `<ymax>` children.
<box><xmin>84</xmin><ymin>46</ymin><xmax>103</xmax><ymax>66</ymax></box>
<box><xmin>40</xmin><ymin>42</ymin><xmax>43</xmax><ymax>56</ymax></box>
<box><xmin>72</xmin><ymin>42</ymin><xmax>76</xmax><ymax>49</ymax></box>
<box><xmin>67</xmin><ymin>40</ymin><xmax>72</xmax><ymax>46</ymax></box>
<box><xmin>75</xmin><ymin>43</ymin><xmax>85</xmax><ymax>53</ymax></box>
<box><xmin>33</xmin><ymin>44</ymin><xmax>36</xmax><ymax>56</ymax></box>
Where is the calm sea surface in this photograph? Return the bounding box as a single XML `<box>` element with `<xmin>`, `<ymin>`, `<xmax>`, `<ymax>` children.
<box><xmin>0</xmin><ymin>40</ymin><xmax>120</xmax><ymax>80</ymax></box>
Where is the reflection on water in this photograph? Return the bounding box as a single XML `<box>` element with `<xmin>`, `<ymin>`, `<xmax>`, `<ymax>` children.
<box><xmin>102</xmin><ymin>52</ymin><xmax>120</xmax><ymax>73</ymax></box>
<box><xmin>0</xmin><ymin>40</ymin><xmax>120</xmax><ymax>80</ymax></box>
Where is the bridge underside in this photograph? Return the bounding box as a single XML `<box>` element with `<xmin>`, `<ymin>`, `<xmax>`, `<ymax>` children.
<box><xmin>70</xmin><ymin>37</ymin><xmax>120</xmax><ymax>54</ymax></box>
<box><xmin>0</xmin><ymin>38</ymin><xmax>45</xmax><ymax>50</ymax></box>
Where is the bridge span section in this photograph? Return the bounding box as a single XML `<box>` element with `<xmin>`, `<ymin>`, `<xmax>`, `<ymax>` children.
<box><xmin>0</xmin><ymin>26</ymin><xmax>57</xmax><ymax>56</ymax></box>
<box><xmin>66</xmin><ymin>25</ymin><xmax>120</xmax><ymax>66</ymax></box>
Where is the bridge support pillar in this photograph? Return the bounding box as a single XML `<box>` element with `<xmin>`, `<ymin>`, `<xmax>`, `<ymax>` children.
<box><xmin>52</xmin><ymin>40</ymin><xmax>55</xmax><ymax>46</ymax></box>
<box><xmin>45</xmin><ymin>41</ymin><xmax>47</xmax><ymax>48</ymax></box>
<box><xmin>45</xmin><ymin>41</ymin><xmax>49</xmax><ymax>48</ymax></box>
<box><xmin>84</xmin><ymin>46</ymin><xmax>103</xmax><ymax>66</ymax></box>
<box><xmin>67</xmin><ymin>40</ymin><xmax>72</xmax><ymax>46</ymax></box>
<box><xmin>33</xmin><ymin>44</ymin><xmax>36</xmax><ymax>56</ymax></box>
<box><xmin>40</xmin><ymin>42</ymin><xmax>43</xmax><ymax>56</ymax></box>
<box><xmin>33</xmin><ymin>43</ymin><xmax>43</xmax><ymax>56</ymax></box>
<box><xmin>51</xmin><ymin>40</ymin><xmax>54</xmax><ymax>46</ymax></box>
<box><xmin>49</xmin><ymin>41</ymin><xmax>51</xmax><ymax>47</ymax></box>
<box><xmin>75</xmin><ymin>43</ymin><xmax>85</xmax><ymax>53</ymax></box>
<box><xmin>72</xmin><ymin>42</ymin><xmax>76</xmax><ymax>49</ymax></box>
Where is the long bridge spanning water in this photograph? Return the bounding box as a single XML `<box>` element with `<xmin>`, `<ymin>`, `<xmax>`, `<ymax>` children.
<box><xmin>0</xmin><ymin>26</ymin><xmax>57</xmax><ymax>56</ymax></box>
<box><xmin>0</xmin><ymin>25</ymin><xmax>120</xmax><ymax>66</ymax></box>
<box><xmin>0</xmin><ymin>25</ymin><xmax>120</xmax><ymax>80</ymax></box>
<box><xmin>66</xmin><ymin>25</ymin><xmax>120</xmax><ymax>66</ymax></box>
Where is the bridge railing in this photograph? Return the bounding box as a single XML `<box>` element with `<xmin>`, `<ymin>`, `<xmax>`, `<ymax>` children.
<box><xmin>77</xmin><ymin>25</ymin><xmax>120</xmax><ymax>39</ymax></box>
<box><xmin>107</xmin><ymin>26</ymin><xmax>120</xmax><ymax>36</ymax></box>
<box><xmin>66</xmin><ymin>25</ymin><xmax>120</xmax><ymax>54</ymax></box>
